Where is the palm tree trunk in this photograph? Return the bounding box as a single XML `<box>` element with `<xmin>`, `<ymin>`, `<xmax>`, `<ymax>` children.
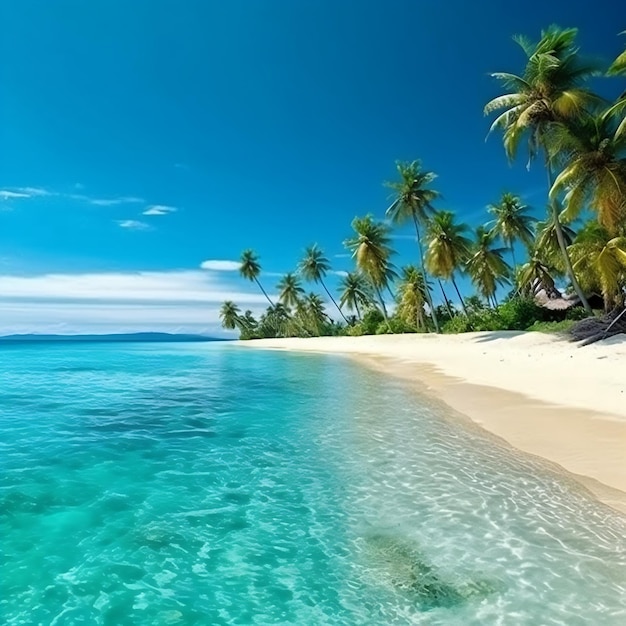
<box><xmin>412</xmin><ymin>214</ymin><xmax>440</xmax><ymax>333</ymax></box>
<box><xmin>542</xmin><ymin>140</ymin><xmax>592</xmax><ymax>314</ymax></box>
<box><xmin>438</xmin><ymin>280</ymin><xmax>454</xmax><ymax>318</ymax></box>
<box><xmin>254</xmin><ymin>277</ymin><xmax>275</xmax><ymax>307</ymax></box>
<box><xmin>321</xmin><ymin>279</ymin><xmax>349</xmax><ymax>324</ymax></box>
<box><xmin>451</xmin><ymin>277</ymin><xmax>468</xmax><ymax>315</ymax></box>
<box><xmin>354</xmin><ymin>301</ymin><xmax>361</xmax><ymax>321</ymax></box>
<box><xmin>374</xmin><ymin>285</ymin><xmax>391</xmax><ymax>325</ymax></box>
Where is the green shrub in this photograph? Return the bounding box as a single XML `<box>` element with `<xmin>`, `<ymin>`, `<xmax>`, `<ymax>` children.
<box><xmin>360</xmin><ymin>309</ymin><xmax>385</xmax><ymax>335</ymax></box>
<box><xmin>526</xmin><ymin>319</ymin><xmax>576</xmax><ymax>333</ymax></box>
<box><xmin>497</xmin><ymin>298</ymin><xmax>546</xmax><ymax>330</ymax></box>
<box><xmin>375</xmin><ymin>317</ymin><xmax>418</xmax><ymax>334</ymax></box>
<box><xmin>565</xmin><ymin>306</ymin><xmax>591</xmax><ymax>321</ymax></box>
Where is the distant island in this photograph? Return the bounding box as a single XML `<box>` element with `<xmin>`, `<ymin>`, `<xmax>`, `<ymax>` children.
<box><xmin>0</xmin><ymin>332</ymin><xmax>228</xmax><ymax>344</ymax></box>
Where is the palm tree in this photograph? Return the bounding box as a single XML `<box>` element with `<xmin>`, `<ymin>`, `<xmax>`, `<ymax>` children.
<box><xmin>298</xmin><ymin>244</ymin><xmax>348</xmax><ymax>323</ymax></box>
<box><xmin>219</xmin><ymin>301</ymin><xmax>242</xmax><ymax>331</ymax></box>
<box><xmin>425</xmin><ymin>211</ymin><xmax>472</xmax><ymax>314</ymax></box>
<box><xmin>239</xmin><ymin>249</ymin><xmax>274</xmax><ymax>307</ymax></box>
<box><xmin>339</xmin><ymin>272</ymin><xmax>373</xmax><ymax>320</ymax></box>
<box><xmin>466</xmin><ymin>226</ymin><xmax>511</xmax><ymax>306</ymax></box>
<box><xmin>259</xmin><ymin>303</ymin><xmax>291</xmax><ymax>338</ymax></box>
<box><xmin>534</xmin><ymin>210</ymin><xmax>577</xmax><ymax>273</ymax></box>
<box><xmin>344</xmin><ymin>215</ymin><xmax>396</xmax><ymax>320</ymax></box>
<box><xmin>608</xmin><ymin>31</ymin><xmax>626</xmax><ymax>77</ymax></box>
<box><xmin>548</xmin><ymin>112</ymin><xmax>626</xmax><ymax>233</ymax></box>
<box><xmin>569</xmin><ymin>222</ymin><xmax>626</xmax><ymax>311</ymax></box>
<box><xmin>487</xmin><ymin>192</ymin><xmax>536</xmax><ymax>268</ymax></box>
<box><xmin>396</xmin><ymin>265</ymin><xmax>429</xmax><ymax>331</ymax></box>
<box><xmin>385</xmin><ymin>160</ymin><xmax>441</xmax><ymax>332</ymax></box>
<box><xmin>302</xmin><ymin>292</ymin><xmax>329</xmax><ymax>335</ymax></box>
<box><xmin>277</xmin><ymin>272</ymin><xmax>304</xmax><ymax>309</ymax></box>
<box><xmin>517</xmin><ymin>252</ymin><xmax>561</xmax><ymax>298</ymax></box>
<box><xmin>484</xmin><ymin>25</ymin><xmax>599</xmax><ymax>313</ymax></box>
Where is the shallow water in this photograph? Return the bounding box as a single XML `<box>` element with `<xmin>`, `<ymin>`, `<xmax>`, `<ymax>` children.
<box><xmin>1</xmin><ymin>342</ymin><xmax>625</xmax><ymax>625</ymax></box>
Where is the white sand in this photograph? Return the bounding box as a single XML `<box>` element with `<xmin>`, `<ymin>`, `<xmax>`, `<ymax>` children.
<box><xmin>241</xmin><ymin>332</ymin><xmax>626</xmax><ymax>513</ymax></box>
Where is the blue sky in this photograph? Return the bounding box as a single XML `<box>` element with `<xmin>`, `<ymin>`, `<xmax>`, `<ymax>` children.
<box><xmin>0</xmin><ymin>0</ymin><xmax>623</xmax><ymax>334</ymax></box>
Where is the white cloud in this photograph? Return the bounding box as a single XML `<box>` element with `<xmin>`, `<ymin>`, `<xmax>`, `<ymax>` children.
<box><xmin>90</xmin><ymin>196</ymin><xmax>144</xmax><ymax>206</ymax></box>
<box><xmin>331</xmin><ymin>270</ymin><xmax>349</xmax><ymax>277</ymax></box>
<box><xmin>143</xmin><ymin>204</ymin><xmax>177</xmax><ymax>216</ymax></box>
<box><xmin>0</xmin><ymin>187</ymin><xmax>51</xmax><ymax>199</ymax></box>
<box><xmin>117</xmin><ymin>219</ymin><xmax>151</xmax><ymax>231</ymax></box>
<box><xmin>0</xmin><ymin>270</ymin><xmax>273</xmax><ymax>335</ymax></box>
<box><xmin>200</xmin><ymin>260</ymin><xmax>240</xmax><ymax>271</ymax></box>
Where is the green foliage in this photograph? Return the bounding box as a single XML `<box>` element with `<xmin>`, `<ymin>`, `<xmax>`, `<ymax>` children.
<box><xmin>360</xmin><ymin>309</ymin><xmax>385</xmax><ymax>334</ymax></box>
<box><xmin>376</xmin><ymin>317</ymin><xmax>418</xmax><ymax>335</ymax></box>
<box><xmin>526</xmin><ymin>319</ymin><xmax>577</xmax><ymax>333</ymax></box>
<box><xmin>497</xmin><ymin>297</ymin><xmax>546</xmax><ymax>330</ymax></box>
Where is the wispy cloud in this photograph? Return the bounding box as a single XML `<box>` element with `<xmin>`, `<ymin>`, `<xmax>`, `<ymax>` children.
<box><xmin>0</xmin><ymin>187</ymin><xmax>52</xmax><ymax>200</ymax></box>
<box><xmin>0</xmin><ymin>270</ymin><xmax>271</xmax><ymax>335</ymax></box>
<box><xmin>331</xmin><ymin>270</ymin><xmax>349</xmax><ymax>277</ymax></box>
<box><xmin>200</xmin><ymin>260</ymin><xmax>240</xmax><ymax>271</ymax></box>
<box><xmin>143</xmin><ymin>204</ymin><xmax>177</xmax><ymax>216</ymax></box>
<box><xmin>117</xmin><ymin>219</ymin><xmax>151</xmax><ymax>231</ymax></box>
<box><xmin>71</xmin><ymin>194</ymin><xmax>144</xmax><ymax>206</ymax></box>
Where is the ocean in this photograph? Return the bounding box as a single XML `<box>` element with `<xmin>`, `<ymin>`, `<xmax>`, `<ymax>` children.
<box><xmin>1</xmin><ymin>342</ymin><xmax>625</xmax><ymax>625</ymax></box>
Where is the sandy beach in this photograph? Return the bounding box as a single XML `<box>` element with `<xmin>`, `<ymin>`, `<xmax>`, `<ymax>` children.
<box><xmin>241</xmin><ymin>331</ymin><xmax>626</xmax><ymax>514</ymax></box>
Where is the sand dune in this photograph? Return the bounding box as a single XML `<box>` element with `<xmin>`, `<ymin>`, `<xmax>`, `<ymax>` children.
<box><xmin>241</xmin><ymin>332</ymin><xmax>626</xmax><ymax>513</ymax></box>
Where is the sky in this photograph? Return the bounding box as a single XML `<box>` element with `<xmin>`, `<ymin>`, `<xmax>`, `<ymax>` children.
<box><xmin>0</xmin><ymin>0</ymin><xmax>623</xmax><ymax>335</ymax></box>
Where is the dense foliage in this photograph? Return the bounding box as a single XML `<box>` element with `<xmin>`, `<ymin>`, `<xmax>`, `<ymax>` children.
<box><xmin>221</xmin><ymin>26</ymin><xmax>626</xmax><ymax>339</ymax></box>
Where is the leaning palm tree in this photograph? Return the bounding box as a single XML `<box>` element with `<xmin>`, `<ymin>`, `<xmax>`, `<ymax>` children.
<box><xmin>277</xmin><ymin>272</ymin><xmax>305</xmax><ymax>309</ymax></box>
<box><xmin>569</xmin><ymin>222</ymin><xmax>626</xmax><ymax>311</ymax></box>
<box><xmin>239</xmin><ymin>249</ymin><xmax>274</xmax><ymax>307</ymax></box>
<box><xmin>534</xmin><ymin>210</ymin><xmax>577</xmax><ymax>273</ymax></box>
<box><xmin>396</xmin><ymin>265</ymin><xmax>429</xmax><ymax>331</ymax></box>
<box><xmin>484</xmin><ymin>25</ymin><xmax>599</xmax><ymax>312</ymax></box>
<box><xmin>385</xmin><ymin>160</ymin><xmax>441</xmax><ymax>332</ymax></box>
<box><xmin>344</xmin><ymin>215</ymin><xmax>396</xmax><ymax>320</ymax></box>
<box><xmin>548</xmin><ymin>111</ymin><xmax>626</xmax><ymax>233</ymax></box>
<box><xmin>487</xmin><ymin>192</ymin><xmax>536</xmax><ymax>268</ymax></box>
<box><xmin>298</xmin><ymin>244</ymin><xmax>348</xmax><ymax>323</ymax></box>
<box><xmin>219</xmin><ymin>301</ymin><xmax>242</xmax><ymax>331</ymax></box>
<box><xmin>338</xmin><ymin>272</ymin><xmax>373</xmax><ymax>320</ymax></box>
<box><xmin>466</xmin><ymin>226</ymin><xmax>511</xmax><ymax>307</ymax></box>
<box><xmin>425</xmin><ymin>211</ymin><xmax>472</xmax><ymax>314</ymax></box>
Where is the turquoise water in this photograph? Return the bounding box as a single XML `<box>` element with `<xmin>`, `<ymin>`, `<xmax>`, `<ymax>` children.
<box><xmin>1</xmin><ymin>343</ymin><xmax>625</xmax><ymax>625</ymax></box>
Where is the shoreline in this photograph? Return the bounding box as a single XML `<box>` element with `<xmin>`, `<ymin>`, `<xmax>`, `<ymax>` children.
<box><xmin>239</xmin><ymin>331</ymin><xmax>626</xmax><ymax>515</ymax></box>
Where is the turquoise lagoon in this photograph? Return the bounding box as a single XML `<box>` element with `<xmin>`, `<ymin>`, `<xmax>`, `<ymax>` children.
<box><xmin>1</xmin><ymin>342</ymin><xmax>625</xmax><ymax>625</ymax></box>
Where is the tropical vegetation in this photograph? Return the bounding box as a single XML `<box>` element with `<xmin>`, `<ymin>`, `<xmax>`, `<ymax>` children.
<box><xmin>220</xmin><ymin>26</ymin><xmax>626</xmax><ymax>339</ymax></box>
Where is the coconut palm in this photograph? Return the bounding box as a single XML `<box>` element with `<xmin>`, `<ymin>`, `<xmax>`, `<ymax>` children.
<box><xmin>259</xmin><ymin>303</ymin><xmax>291</xmax><ymax>338</ymax></box>
<box><xmin>487</xmin><ymin>192</ymin><xmax>536</xmax><ymax>268</ymax></box>
<box><xmin>548</xmin><ymin>112</ymin><xmax>626</xmax><ymax>233</ymax></box>
<box><xmin>239</xmin><ymin>249</ymin><xmax>274</xmax><ymax>307</ymax></box>
<box><xmin>338</xmin><ymin>272</ymin><xmax>373</xmax><ymax>320</ymax></box>
<box><xmin>385</xmin><ymin>160</ymin><xmax>441</xmax><ymax>332</ymax></box>
<box><xmin>517</xmin><ymin>252</ymin><xmax>561</xmax><ymax>298</ymax></box>
<box><xmin>425</xmin><ymin>211</ymin><xmax>472</xmax><ymax>314</ymax></box>
<box><xmin>534</xmin><ymin>210</ymin><xmax>577</xmax><ymax>273</ymax></box>
<box><xmin>219</xmin><ymin>301</ymin><xmax>242</xmax><ymax>331</ymax></box>
<box><xmin>466</xmin><ymin>226</ymin><xmax>511</xmax><ymax>306</ymax></box>
<box><xmin>484</xmin><ymin>25</ymin><xmax>599</xmax><ymax>312</ymax></box>
<box><xmin>298</xmin><ymin>244</ymin><xmax>348</xmax><ymax>323</ymax></box>
<box><xmin>344</xmin><ymin>215</ymin><xmax>396</xmax><ymax>320</ymax></box>
<box><xmin>569</xmin><ymin>222</ymin><xmax>626</xmax><ymax>311</ymax></box>
<box><xmin>608</xmin><ymin>31</ymin><xmax>626</xmax><ymax>77</ymax></box>
<box><xmin>302</xmin><ymin>292</ymin><xmax>329</xmax><ymax>335</ymax></box>
<box><xmin>277</xmin><ymin>273</ymin><xmax>304</xmax><ymax>309</ymax></box>
<box><xmin>396</xmin><ymin>265</ymin><xmax>429</xmax><ymax>331</ymax></box>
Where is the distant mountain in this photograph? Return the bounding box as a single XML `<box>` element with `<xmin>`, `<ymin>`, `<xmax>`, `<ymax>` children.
<box><xmin>0</xmin><ymin>332</ymin><xmax>229</xmax><ymax>344</ymax></box>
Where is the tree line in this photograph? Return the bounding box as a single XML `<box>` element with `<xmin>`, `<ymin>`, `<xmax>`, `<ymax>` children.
<box><xmin>220</xmin><ymin>26</ymin><xmax>626</xmax><ymax>339</ymax></box>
